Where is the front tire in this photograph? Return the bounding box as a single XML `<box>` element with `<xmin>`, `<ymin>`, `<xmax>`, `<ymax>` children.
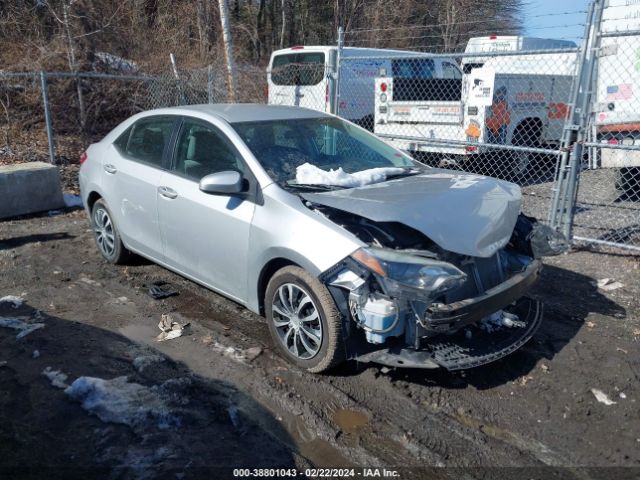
<box><xmin>265</xmin><ymin>266</ymin><xmax>345</xmax><ymax>373</ymax></box>
<box><xmin>91</xmin><ymin>199</ymin><xmax>131</xmax><ymax>264</ymax></box>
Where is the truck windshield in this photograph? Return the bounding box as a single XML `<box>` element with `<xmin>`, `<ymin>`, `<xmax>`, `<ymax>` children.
<box><xmin>232</xmin><ymin>117</ymin><xmax>417</xmax><ymax>185</ymax></box>
<box><xmin>271</xmin><ymin>52</ymin><xmax>325</xmax><ymax>86</ymax></box>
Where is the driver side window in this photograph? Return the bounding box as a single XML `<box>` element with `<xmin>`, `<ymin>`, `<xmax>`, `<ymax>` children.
<box><xmin>174</xmin><ymin>120</ymin><xmax>244</xmax><ymax>181</ymax></box>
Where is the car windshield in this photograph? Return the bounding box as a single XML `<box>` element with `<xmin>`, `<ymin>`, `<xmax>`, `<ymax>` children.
<box><xmin>232</xmin><ymin>116</ymin><xmax>418</xmax><ymax>187</ymax></box>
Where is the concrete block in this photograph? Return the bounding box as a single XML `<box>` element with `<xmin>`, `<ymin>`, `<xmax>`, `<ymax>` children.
<box><xmin>0</xmin><ymin>162</ymin><xmax>65</xmax><ymax>219</ymax></box>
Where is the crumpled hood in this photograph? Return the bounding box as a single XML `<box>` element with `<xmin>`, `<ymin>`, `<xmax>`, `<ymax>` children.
<box><xmin>301</xmin><ymin>170</ymin><xmax>522</xmax><ymax>258</ymax></box>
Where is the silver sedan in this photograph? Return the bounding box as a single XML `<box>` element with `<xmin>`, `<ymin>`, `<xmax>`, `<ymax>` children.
<box><xmin>80</xmin><ymin>104</ymin><xmax>564</xmax><ymax>372</ymax></box>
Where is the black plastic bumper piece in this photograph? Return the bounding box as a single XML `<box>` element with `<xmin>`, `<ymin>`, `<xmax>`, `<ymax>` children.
<box><xmin>354</xmin><ymin>297</ymin><xmax>543</xmax><ymax>370</ymax></box>
<box><xmin>423</xmin><ymin>259</ymin><xmax>542</xmax><ymax>333</ymax></box>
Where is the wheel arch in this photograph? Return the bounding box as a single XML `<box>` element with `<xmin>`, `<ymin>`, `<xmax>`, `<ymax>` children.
<box><xmin>86</xmin><ymin>191</ymin><xmax>103</xmax><ymax>212</ymax></box>
<box><xmin>256</xmin><ymin>257</ymin><xmax>301</xmax><ymax>316</ymax></box>
<box><xmin>511</xmin><ymin>117</ymin><xmax>543</xmax><ymax>146</ymax></box>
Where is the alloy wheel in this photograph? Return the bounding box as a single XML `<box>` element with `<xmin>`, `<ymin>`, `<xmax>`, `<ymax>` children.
<box><xmin>93</xmin><ymin>207</ymin><xmax>115</xmax><ymax>258</ymax></box>
<box><xmin>271</xmin><ymin>283</ymin><xmax>323</xmax><ymax>360</ymax></box>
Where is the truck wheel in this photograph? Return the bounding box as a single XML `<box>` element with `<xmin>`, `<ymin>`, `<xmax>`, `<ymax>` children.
<box><xmin>509</xmin><ymin>119</ymin><xmax>543</xmax><ymax>183</ymax></box>
<box><xmin>265</xmin><ymin>266</ymin><xmax>345</xmax><ymax>373</ymax></box>
<box><xmin>616</xmin><ymin>167</ymin><xmax>640</xmax><ymax>201</ymax></box>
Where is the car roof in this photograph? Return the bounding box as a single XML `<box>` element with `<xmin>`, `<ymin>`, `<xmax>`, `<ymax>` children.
<box><xmin>147</xmin><ymin>103</ymin><xmax>331</xmax><ymax>124</ymax></box>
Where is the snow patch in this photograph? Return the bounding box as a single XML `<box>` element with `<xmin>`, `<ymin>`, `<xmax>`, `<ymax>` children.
<box><xmin>295</xmin><ymin>163</ymin><xmax>406</xmax><ymax>188</ymax></box>
<box><xmin>0</xmin><ymin>317</ymin><xmax>45</xmax><ymax>339</ymax></box>
<box><xmin>132</xmin><ymin>354</ymin><xmax>165</xmax><ymax>372</ymax></box>
<box><xmin>65</xmin><ymin>376</ymin><xmax>187</xmax><ymax>430</ymax></box>
<box><xmin>63</xmin><ymin>193</ymin><xmax>84</xmax><ymax>208</ymax></box>
<box><xmin>0</xmin><ymin>295</ymin><xmax>23</xmax><ymax>308</ymax></box>
<box><xmin>42</xmin><ymin>367</ymin><xmax>69</xmax><ymax>389</ymax></box>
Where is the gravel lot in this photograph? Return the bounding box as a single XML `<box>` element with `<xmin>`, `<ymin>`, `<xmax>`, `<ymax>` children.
<box><xmin>0</xmin><ymin>204</ymin><xmax>639</xmax><ymax>479</ymax></box>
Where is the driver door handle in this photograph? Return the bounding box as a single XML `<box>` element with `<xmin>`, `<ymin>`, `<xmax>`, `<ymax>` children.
<box><xmin>104</xmin><ymin>164</ymin><xmax>117</xmax><ymax>174</ymax></box>
<box><xmin>158</xmin><ymin>186</ymin><xmax>178</xmax><ymax>199</ymax></box>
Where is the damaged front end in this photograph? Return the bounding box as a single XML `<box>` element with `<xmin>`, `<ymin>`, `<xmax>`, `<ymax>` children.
<box><xmin>318</xmin><ymin>208</ymin><xmax>565</xmax><ymax>370</ymax></box>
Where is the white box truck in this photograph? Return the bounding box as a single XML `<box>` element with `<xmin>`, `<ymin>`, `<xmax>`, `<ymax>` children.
<box><xmin>373</xmin><ymin>36</ymin><xmax>578</xmax><ymax>176</ymax></box>
<box><xmin>593</xmin><ymin>0</ymin><xmax>640</xmax><ymax>196</ymax></box>
<box><xmin>267</xmin><ymin>46</ymin><xmax>458</xmax><ymax>129</ymax></box>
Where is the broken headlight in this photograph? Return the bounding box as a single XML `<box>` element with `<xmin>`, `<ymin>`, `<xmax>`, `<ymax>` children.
<box><xmin>351</xmin><ymin>247</ymin><xmax>467</xmax><ymax>297</ymax></box>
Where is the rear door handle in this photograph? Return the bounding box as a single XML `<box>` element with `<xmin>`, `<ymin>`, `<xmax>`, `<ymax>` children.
<box><xmin>158</xmin><ymin>186</ymin><xmax>178</xmax><ymax>199</ymax></box>
<box><xmin>104</xmin><ymin>164</ymin><xmax>117</xmax><ymax>174</ymax></box>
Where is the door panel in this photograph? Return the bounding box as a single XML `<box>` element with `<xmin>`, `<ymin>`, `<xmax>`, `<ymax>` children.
<box><xmin>158</xmin><ymin>118</ymin><xmax>256</xmax><ymax>301</ymax></box>
<box><xmin>101</xmin><ymin>116</ymin><xmax>175</xmax><ymax>260</ymax></box>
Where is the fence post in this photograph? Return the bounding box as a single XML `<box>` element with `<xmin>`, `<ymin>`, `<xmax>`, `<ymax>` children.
<box><xmin>548</xmin><ymin>0</ymin><xmax>603</xmax><ymax>239</ymax></box>
<box><xmin>207</xmin><ymin>65</ymin><xmax>214</xmax><ymax>104</ymax></box>
<box><xmin>333</xmin><ymin>26</ymin><xmax>344</xmax><ymax>117</ymax></box>
<box><xmin>39</xmin><ymin>71</ymin><xmax>55</xmax><ymax>164</ymax></box>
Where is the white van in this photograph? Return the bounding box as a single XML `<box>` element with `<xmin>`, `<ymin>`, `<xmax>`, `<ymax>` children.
<box><xmin>267</xmin><ymin>46</ymin><xmax>458</xmax><ymax>128</ymax></box>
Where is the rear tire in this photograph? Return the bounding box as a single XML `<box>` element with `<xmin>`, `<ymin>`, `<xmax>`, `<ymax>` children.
<box><xmin>265</xmin><ymin>266</ymin><xmax>345</xmax><ymax>373</ymax></box>
<box><xmin>91</xmin><ymin>199</ymin><xmax>131</xmax><ymax>264</ymax></box>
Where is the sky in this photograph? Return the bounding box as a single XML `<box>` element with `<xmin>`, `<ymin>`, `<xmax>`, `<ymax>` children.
<box><xmin>524</xmin><ymin>0</ymin><xmax>590</xmax><ymax>43</ymax></box>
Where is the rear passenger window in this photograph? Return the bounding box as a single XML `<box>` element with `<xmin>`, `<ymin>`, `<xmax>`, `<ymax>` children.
<box><xmin>116</xmin><ymin>117</ymin><xmax>174</xmax><ymax>167</ymax></box>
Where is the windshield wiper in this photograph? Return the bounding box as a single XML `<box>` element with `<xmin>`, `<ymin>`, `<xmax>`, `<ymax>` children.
<box><xmin>385</xmin><ymin>168</ymin><xmax>422</xmax><ymax>179</ymax></box>
<box><xmin>284</xmin><ymin>183</ymin><xmax>346</xmax><ymax>191</ymax></box>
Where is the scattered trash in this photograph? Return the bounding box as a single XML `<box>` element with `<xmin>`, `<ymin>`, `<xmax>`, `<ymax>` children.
<box><xmin>211</xmin><ymin>342</ymin><xmax>247</xmax><ymax>362</ymax></box>
<box><xmin>32</xmin><ymin>350</ymin><xmax>40</xmax><ymax>359</ymax></box>
<box><xmin>145</xmin><ymin>281</ymin><xmax>178</xmax><ymax>300</ymax></box>
<box><xmin>479</xmin><ymin>310</ymin><xmax>525</xmax><ymax>333</ymax></box>
<box><xmin>132</xmin><ymin>354</ymin><xmax>165</xmax><ymax>372</ymax></box>
<box><xmin>591</xmin><ymin>388</ymin><xmax>617</xmax><ymax>405</ymax></box>
<box><xmin>243</xmin><ymin>346</ymin><xmax>262</xmax><ymax>362</ymax></box>
<box><xmin>380</xmin><ymin>366</ymin><xmax>391</xmax><ymax>374</ymax></box>
<box><xmin>64</xmin><ymin>375</ymin><xmax>184</xmax><ymax>430</ymax></box>
<box><xmin>617</xmin><ymin>347</ymin><xmax>628</xmax><ymax>354</ymax></box>
<box><xmin>586</xmin><ymin>321</ymin><xmax>596</xmax><ymax>329</ymax></box>
<box><xmin>156</xmin><ymin>314</ymin><xmax>189</xmax><ymax>342</ymax></box>
<box><xmin>42</xmin><ymin>367</ymin><xmax>69</xmax><ymax>389</ymax></box>
<box><xmin>540</xmin><ymin>363</ymin><xmax>550</xmax><ymax>372</ymax></box>
<box><xmin>518</xmin><ymin>375</ymin><xmax>533</xmax><ymax>386</ymax></box>
<box><xmin>200</xmin><ymin>335</ymin><xmax>214</xmax><ymax>345</ymax></box>
<box><xmin>620</xmin><ymin>392</ymin><xmax>627</xmax><ymax>399</ymax></box>
<box><xmin>591</xmin><ymin>278</ymin><xmax>624</xmax><ymax>291</ymax></box>
<box><xmin>0</xmin><ymin>317</ymin><xmax>45</xmax><ymax>339</ymax></box>
<box><xmin>0</xmin><ymin>295</ymin><xmax>23</xmax><ymax>308</ymax></box>
<box><xmin>63</xmin><ymin>193</ymin><xmax>84</xmax><ymax>208</ymax></box>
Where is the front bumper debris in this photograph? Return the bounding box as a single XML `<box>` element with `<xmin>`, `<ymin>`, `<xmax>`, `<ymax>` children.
<box><xmin>355</xmin><ymin>296</ymin><xmax>543</xmax><ymax>370</ymax></box>
<box><xmin>421</xmin><ymin>259</ymin><xmax>542</xmax><ymax>333</ymax></box>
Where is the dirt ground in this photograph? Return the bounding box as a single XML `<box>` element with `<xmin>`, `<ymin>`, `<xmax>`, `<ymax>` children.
<box><xmin>1</xmin><ymin>207</ymin><xmax>639</xmax><ymax>480</ymax></box>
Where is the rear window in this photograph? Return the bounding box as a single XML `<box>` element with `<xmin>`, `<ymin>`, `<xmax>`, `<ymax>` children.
<box><xmin>391</xmin><ymin>58</ymin><xmax>435</xmax><ymax>79</ymax></box>
<box><xmin>271</xmin><ymin>52</ymin><xmax>325</xmax><ymax>86</ymax></box>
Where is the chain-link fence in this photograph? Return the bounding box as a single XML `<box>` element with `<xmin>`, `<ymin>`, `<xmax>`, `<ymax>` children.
<box><xmin>334</xmin><ymin>45</ymin><xmax>580</xmax><ymax>230</ymax></box>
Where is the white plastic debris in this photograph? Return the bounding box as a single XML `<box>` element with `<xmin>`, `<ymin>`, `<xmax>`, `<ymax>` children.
<box><xmin>0</xmin><ymin>295</ymin><xmax>23</xmax><ymax>308</ymax></box>
<box><xmin>63</xmin><ymin>193</ymin><xmax>83</xmax><ymax>208</ymax></box>
<box><xmin>156</xmin><ymin>314</ymin><xmax>190</xmax><ymax>342</ymax></box>
<box><xmin>64</xmin><ymin>376</ymin><xmax>182</xmax><ymax>429</ymax></box>
<box><xmin>0</xmin><ymin>317</ymin><xmax>45</xmax><ymax>339</ymax></box>
<box><xmin>591</xmin><ymin>388</ymin><xmax>617</xmax><ymax>405</ymax></box>
<box><xmin>32</xmin><ymin>350</ymin><xmax>40</xmax><ymax>359</ymax></box>
<box><xmin>42</xmin><ymin>367</ymin><xmax>69</xmax><ymax>389</ymax></box>
<box><xmin>591</xmin><ymin>278</ymin><xmax>624</xmax><ymax>291</ymax></box>
<box><xmin>132</xmin><ymin>354</ymin><xmax>165</xmax><ymax>372</ymax></box>
<box><xmin>479</xmin><ymin>310</ymin><xmax>526</xmax><ymax>333</ymax></box>
<box><xmin>619</xmin><ymin>392</ymin><xmax>627</xmax><ymax>399</ymax></box>
<box><xmin>295</xmin><ymin>163</ymin><xmax>406</xmax><ymax>188</ymax></box>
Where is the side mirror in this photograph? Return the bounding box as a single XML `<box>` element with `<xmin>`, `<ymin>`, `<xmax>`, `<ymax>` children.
<box><xmin>199</xmin><ymin>171</ymin><xmax>243</xmax><ymax>195</ymax></box>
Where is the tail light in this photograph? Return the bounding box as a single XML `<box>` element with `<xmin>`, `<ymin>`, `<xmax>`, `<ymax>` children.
<box><xmin>380</xmin><ymin>82</ymin><xmax>388</xmax><ymax>93</ymax></box>
<box><xmin>607</xmin><ymin>139</ymin><xmax>619</xmax><ymax>145</ymax></box>
<box><xmin>465</xmin><ymin>145</ymin><xmax>478</xmax><ymax>153</ymax></box>
<box><xmin>79</xmin><ymin>151</ymin><xmax>88</xmax><ymax>165</ymax></box>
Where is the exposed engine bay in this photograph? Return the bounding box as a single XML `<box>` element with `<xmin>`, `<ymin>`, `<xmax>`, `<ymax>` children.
<box><xmin>309</xmin><ymin>202</ymin><xmax>567</xmax><ymax>370</ymax></box>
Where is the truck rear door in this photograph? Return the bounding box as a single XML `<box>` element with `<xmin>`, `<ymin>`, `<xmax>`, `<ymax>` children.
<box><xmin>268</xmin><ymin>51</ymin><xmax>328</xmax><ymax>113</ymax></box>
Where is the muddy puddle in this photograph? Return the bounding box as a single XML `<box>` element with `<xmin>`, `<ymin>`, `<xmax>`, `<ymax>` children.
<box><xmin>333</xmin><ymin>408</ymin><xmax>369</xmax><ymax>434</ymax></box>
